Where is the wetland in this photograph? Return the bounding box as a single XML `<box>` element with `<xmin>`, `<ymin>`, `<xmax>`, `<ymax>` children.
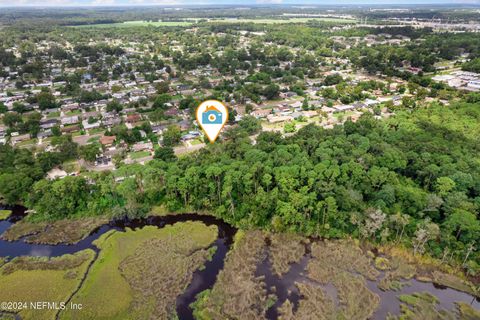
<box><xmin>0</xmin><ymin>206</ymin><xmax>478</xmax><ymax>320</ymax></box>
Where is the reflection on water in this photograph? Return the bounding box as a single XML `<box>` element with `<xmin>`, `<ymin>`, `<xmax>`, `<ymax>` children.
<box><xmin>367</xmin><ymin>275</ymin><xmax>480</xmax><ymax>319</ymax></box>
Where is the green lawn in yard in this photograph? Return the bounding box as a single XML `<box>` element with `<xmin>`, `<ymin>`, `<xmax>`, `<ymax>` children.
<box><xmin>88</xmin><ymin>127</ymin><xmax>105</xmax><ymax>135</ymax></box>
<box><xmin>16</xmin><ymin>138</ymin><xmax>37</xmax><ymax>146</ymax></box>
<box><xmin>65</xmin><ymin>110</ymin><xmax>81</xmax><ymax>116</ymax></box>
<box><xmin>130</xmin><ymin>151</ymin><xmax>151</xmax><ymax>159</ymax></box>
<box><xmin>47</xmin><ymin>111</ymin><xmax>60</xmax><ymax>119</ymax></box>
<box><xmin>87</xmin><ymin>136</ymin><xmax>100</xmax><ymax>143</ymax></box>
<box><xmin>190</xmin><ymin>138</ymin><xmax>204</xmax><ymax>145</ymax></box>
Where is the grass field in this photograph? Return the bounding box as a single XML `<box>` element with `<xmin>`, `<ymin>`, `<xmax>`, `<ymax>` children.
<box><xmin>129</xmin><ymin>150</ymin><xmax>151</xmax><ymax>160</ymax></box>
<box><xmin>75</xmin><ymin>20</ymin><xmax>193</xmax><ymax>28</ymax></box>
<box><xmin>0</xmin><ymin>250</ymin><xmax>95</xmax><ymax>320</ymax></box>
<box><xmin>215</xmin><ymin>17</ymin><xmax>358</xmax><ymax>24</ymax></box>
<box><xmin>60</xmin><ymin>222</ymin><xmax>217</xmax><ymax>320</ymax></box>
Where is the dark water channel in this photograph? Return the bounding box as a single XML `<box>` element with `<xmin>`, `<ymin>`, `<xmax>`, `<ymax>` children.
<box><xmin>0</xmin><ymin>205</ymin><xmax>478</xmax><ymax>319</ymax></box>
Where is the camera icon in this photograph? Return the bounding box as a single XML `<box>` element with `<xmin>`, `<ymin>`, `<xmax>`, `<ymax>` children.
<box><xmin>202</xmin><ymin>106</ymin><xmax>223</xmax><ymax>125</ymax></box>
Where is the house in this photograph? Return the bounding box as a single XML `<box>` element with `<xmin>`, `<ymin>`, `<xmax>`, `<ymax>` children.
<box><xmin>61</xmin><ymin>125</ymin><xmax>80</xmax><ymax>133</ymax></box>
<box><xmin>100</xmin><ymin>135</ymin><xmax>116</xmax><ymax>147</ymax></box>
<box><xmin>132</xmin><ymin>141</ymin><xmax>153</xmax><ymax>152</ymax></box>
<box><xmin>11</xmin><ymin>133</ymin><xmax>30</xmax><ymax>145</ymax></box>
<box><xmin>334</xmin><ymin>105</ymin><xmax>355</xmax><ymax>112</ymax></box>
<box><xmin>38</xmin><ymin>130</ymin><xmax>53</xmax><ymax>139</ymax></box>
<box><xmin>61</xmin><ymin>115</ymin><xmax>79</xmax><ymax>125</ymax></box>
<box><xmin>267</xmin><ymin>114</ymin><xmax>293</xmax><ymax>123</ymax></box>
<box><xmin>151</xmin><ymin>124</ymin><xmax>168</xmax><ymax>134</ymax></box>
<box><xmin>251</xmin><ymin>108</ymin><xmax>271</xmax><ymax>118</ymax></box>
<box><xmin>40</xmin><ymin>119</ymin><xmax>58</xmax><ymax>130</ymax></box>
<box><xmin>126</xmin><ymin>114</ymin><xmax>141</xmax><ymax>123</ymax></box>
<box><xmin>82</xmin><ymin>120</ymin><xmax>101</xmax><ymax>130</ymax></box>
<box><xmin>165</xmin><ymin>107</ymin><xmax>179</xmax><ymax>117</ymax></box>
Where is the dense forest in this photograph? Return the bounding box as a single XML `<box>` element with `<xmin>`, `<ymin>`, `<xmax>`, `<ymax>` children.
<box><xmin>1</xmin><ymin>100</ymin><xmax>479</xmax><ymax>272</ymax></box>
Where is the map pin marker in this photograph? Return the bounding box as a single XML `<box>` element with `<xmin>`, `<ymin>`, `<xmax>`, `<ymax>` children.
<box><xmin>196</xmin><ymin>100</ymin><xmax>228</xmax><ymax>143</ymax></box>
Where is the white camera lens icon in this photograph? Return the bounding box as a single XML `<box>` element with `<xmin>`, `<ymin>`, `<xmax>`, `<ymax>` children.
<box><xmin>208</xmin><ymin>114</ymin><xmax>216</xmax><ymax>122</ymax></box>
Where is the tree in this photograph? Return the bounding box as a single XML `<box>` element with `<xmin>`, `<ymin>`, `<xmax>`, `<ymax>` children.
<box><xmin>0</xmin><ymin>172</ymin><xmax>33</xmax><ymax>204</ymax></box>
<box><xmin>162</xmin><ymin>125</ymin><xmax>181</xmax><ymax>147</ymax></box>
<box><xmin>413</xmin><ymin>219</ymin><xmax>439</xmax><ymax>255</ymax></box>
<box><xmin>443</xmin><ymin>210</ymin><xmax>480</xmax><ymax>242</ymax></box>
<box><xmin>154</xmin><ymin>146</ymin><xmax>177</xmax><ymax>162</ymax></box>
<box><xmin>323</xmin><ymin>74</ymin><xmax>343</xmax><ymax>86</ymax></box>
<box><xmin>106</xmin><ymin>99</ymin><xmax>122</xmax><ymax>113</ymax></box>
<box><xmin>238</xmin><ymin>116</ymin><xmax>261</xmax><ymax>135</ymax></box>
<box><xmin>51</xmin><ymin>135</ymin><xmax>78</xmax><ymax>160</ymax></box>
<box><xmin>389</xmin><ymin>212</ymin><xmax>410</xmax><ymax>243</ymax></box>
<box><xmin>435</xmin><ymin>177</ymin><xmax>456</xmax><ymax>197</ymax></box>
<box><xmin>263</xmin><ymin>84</ymin><xmax>280</xmax><ymax>100</ymax></box>
<box><xmin>0</xmin><ymin>102</ymin><xmax>7</xmax><ymax>114</ymax></box>
<box><xmin>284</xmin><ymin>122</ymin><xmax>296</xmax><ymax>133</ymax></box>
<box><xmin>155</xmin><ymin>81</ymin><xmax>170</xmax><ymax>94</ymax></box>
<box><xmin>27</xmin><ymin>177</ymin><xmax>91</xmax><ymax>220</ymax></box>
<box><xmin>36</xmin><ymin>91</ymin><xmax>58</xmax><ymax>110</ymax></box>
<box><xmin>359</xmin><ymin>208</ymin><xmax>386</xmax><ymax>240</ymax></box>
<box><xmin>3</xmin><ymin>112</ymin><xmax>23</xmax><ymax>129</ymax></box>
<box><xmin>153</xmin><ymin>93</ymin><xmax>172</xmax><ymax>110</ymax></box>
<box><xmin>79</xmin><ymin>143</ymin><xmax>100</xmax><ymax>162</ymax></box>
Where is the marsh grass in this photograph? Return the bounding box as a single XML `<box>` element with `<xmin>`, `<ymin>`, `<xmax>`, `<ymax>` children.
<box><xmin>2</xmin><ymin>251</ymin><xmax>93</xmax><ymax>275</ymax></box>
<box><xmin>0</xmin><ymin>250</ymin><xmax>95</xmax><ymax>320</ymax></box>
<box><xmin>192</xmin><ymin>230</ymin><xmax>273</xmax><ymax>320</ymax></box>
<box><xmin>269</xmin><ymin>233</ymin><xmax>307</xmax><ymax>276</ymax></box>
<box><xmin>2</xmin><ymin>217</ymin><xmax>108</xmax><ymax>244</ymax></box>
<box><xmin>1</xmin><ymin>220</ymin><xmax>47</xmax><ymax>241</ymax></box>
<box><xmin>0</xmin><ymin>210</ymin><xmax>11</xmax><ymax>220</ymax></box>
<box><xmin>456</xmin><ymin>302</ymin><xmax>480</xmax><ymax>320</ymax></box>
<box><xmin>432</xmin><ymin>271</ymin><xmax>477</xmax><ymax>296</ymax></box>
<box><xmin>278</xmin><ymin>283</ymin><xmax>337</xmax><ymax>320</ymax></box>
<box><xmin>378</xmin><ymin>257</ymin><xmax>416</xmax><ymax>291</ymax></box>
<box><xmin>389</xmin><ymin>292</ymin><xmax>456</xmax><ymax>320</ymax></box>
<box><xmin>305</xmin><ymin>240</ymin><xmax>380</xmax><ymax>319</ymax></box>
<box><xmin>309</xmin><ymin>240</ymin><xmax>380</xmax><ymax>282</ymax></box>
<box><xmin>60</xmin><ymin>222</ymin><xmax>217</xmax><ymax>320</ymax></box>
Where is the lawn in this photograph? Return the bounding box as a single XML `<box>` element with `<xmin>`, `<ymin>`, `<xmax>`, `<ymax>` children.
<box><xmin>88</xmin><ymin>127</ymin><xmax>105</xmax><ymax>135</ymax></box>
<box><xmin>60</xmin><ymin>222</ymin><xmax>217</xmax><ymax>320</ymax></box>
<box><xmin>65</xmin><ymin>110</ymin><xmax>81</xmax><ymax>116</ymax></box>
<box><xmin>190</xmin><ymin>138</ymin><xmax>204</xmax><ymax>145</ymax></box>
<box><xmin>47</xmin><ymin>111</ymin><xmax>60</xmax><ymax>119</ymax></box>
<box><xmin>86</xmin><ymin>136</ymin><xmax>100</xmax><ymax>143</ymax></box>
<box><xmin>0</xmin><ymin>250</ymin><xmax>95</xmax><ymax>320</ymax></box>
<box><xmin>62</xmin><ymin>160</ymin><xmax>81</xmax><ymax>173</ymax></box>
<box><xmin>129</xmin><ymin>151</ymin><xmax>151</xmax><ymax>160</ymax></box>
<box><xmin>16</xmin><ymin>138</ymin><xmax>37</xmax><ymax>147</ymax></box>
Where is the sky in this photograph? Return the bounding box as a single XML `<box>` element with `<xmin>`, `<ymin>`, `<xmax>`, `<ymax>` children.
<box><xmin>2</xmin><ymin>0</ymin><xmax>479</xmax><ymax>7</ymax></box>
